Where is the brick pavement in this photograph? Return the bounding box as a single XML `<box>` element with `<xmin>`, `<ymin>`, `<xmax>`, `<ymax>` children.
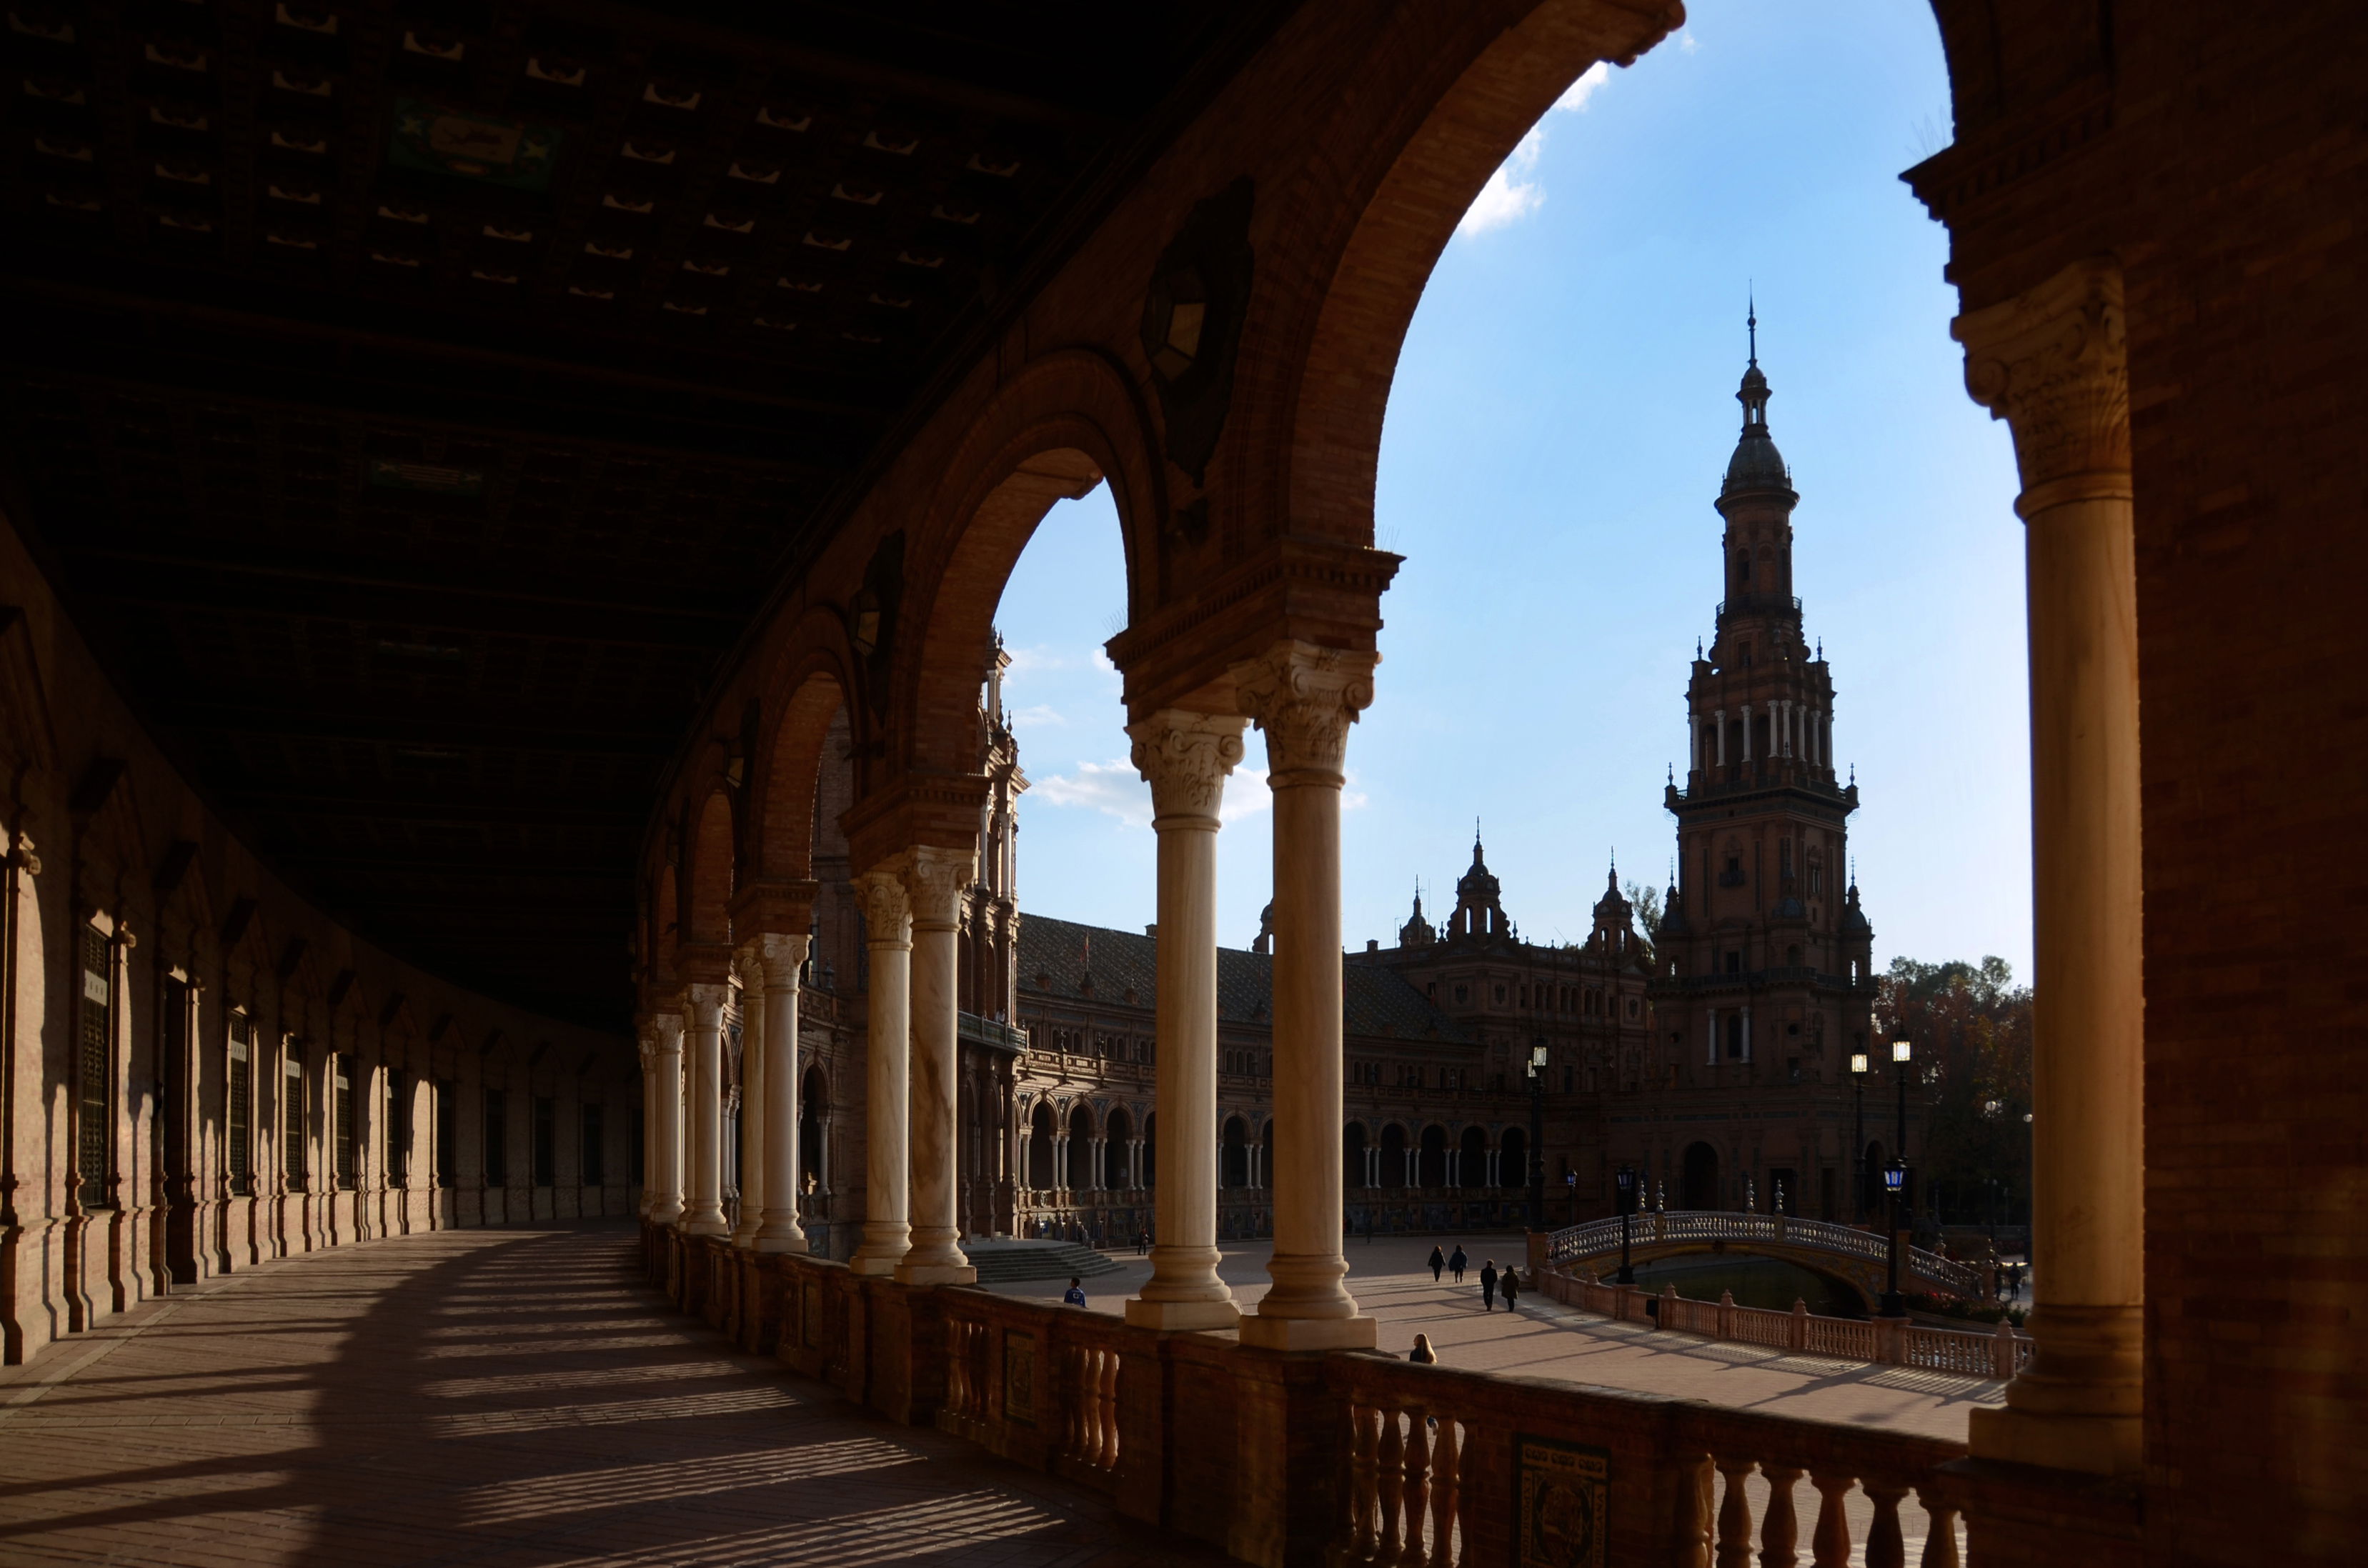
<box><xmin>0</xmin><ymin>1222</ymin><xmax>1228</xmax><ymax>1567</ymax></box>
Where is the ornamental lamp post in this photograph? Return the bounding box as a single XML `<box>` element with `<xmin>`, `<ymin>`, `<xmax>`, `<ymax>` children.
<box><xmin>1879</xmin><ymin>1157</ymin><xmax>1909</xmax><ymax>1317</ymax></box>
<box><xmin>1526</xmin><ymin>1043</ymin><xmax>1548</xmax><ymax>1229</ymax></box>
<box><xmin>1850</xmin><ymin>1049</ymin><xmax>1870</xmax><ymax>1221</ymax></box>
<box><xmin>1891</xmin><ymin>1037</ymin><xmax>1913</xmax><ymax>1222</ymax></box>
<box><xmin>1614</xmin><ymin>1164</ymin><xmax>1637</xmax><ymax>1284</ymax></box>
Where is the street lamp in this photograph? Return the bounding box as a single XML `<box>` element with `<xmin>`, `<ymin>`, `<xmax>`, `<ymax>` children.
<box><xmin>1850</xmin><ymin>1049</ymin><xmax>1870</xmax><ymax>1221</ymax></box>
<box><xmin>1879</xmin><ymin>1157</ymin><xmax>1909</xmax><ymax>1317</ymax></box>
<box><xmin>1614</xmin><ymin>1164</ymin><xmax>1637</xmax><ymax>1284</ymax></box>
<box><xmin>1891</xmin><ymin>1038</ymin><xmax>1913</xmax><ymax>1227</ymax></box>
<box><xmin>1526</xmin><ymin>1043</ymin><xmax>1548</xmax><ymax>1229</ymax></box>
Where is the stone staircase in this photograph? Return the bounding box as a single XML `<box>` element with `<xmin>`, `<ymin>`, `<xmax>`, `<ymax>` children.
<box><xmin>961</xmin><ymin>1239</ymin><xmax>1129</xmax><ymax>1284</ymax></box>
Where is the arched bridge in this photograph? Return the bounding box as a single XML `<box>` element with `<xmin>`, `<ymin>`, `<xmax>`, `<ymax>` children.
<box><xmin>1543</xmin><ymin>1212</ymin><xmax>1986</xmax><ymax>1310</ymax></box>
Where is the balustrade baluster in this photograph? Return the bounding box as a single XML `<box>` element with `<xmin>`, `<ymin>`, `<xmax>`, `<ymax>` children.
<box><xmin>1349</xmin><ymin>1403</ymin><xmax>1383</xmax><ymax>1558</ymax></box>
<box><xmin>1097</xmin><ymin>1347</ymin><xmax>1120</xmax><ymax>1469</ymax></box>
<box><xmin>1065</xmin><ymin>1345</ymin><xmax>1087</xmax><ymax>1461</ymax></box>
<box><xmin>1806</xmin><ymin>1471</ymin><xmax>1853</xmax><ymax>1568</ymax></box>
<box><xmin>1674</xmin><ymin>1454</ymin><xmax>1715</xmax><ymax>1568</ymax></box>
<box><xmin>1394</xmin><ymin>1407</ymin><xmax>1433</xmax><ymax>1567</ymax></box>
<box><xmin>1427</xmin><ymin>1417</ymin><xmax>1461</xmax><ymax>1568</ymax></box>
<box><xmin>1756</xmin><ymin>1464</ymin><xmax>1801</xmax><ymax>1568</ymax></box>
<box><xmin>1864</xmin><ymin>1484</ymin><xmax>1909</xmax><ymax>1568</ymax></box>
<box><xmin>1714</xmin><ymin>1458</ymin><xmax>1757</xmax><ymax>1568</ymax></box>
<box><xmin>1914</xmin><ymin>1487</ymin><xmax>1961</xmax><ymax>1568</ymax></box>
<box><xmin>1375</xmin><ymin>1407</ymin><xmax>1407</xmax><ymax>1564</ymax></box>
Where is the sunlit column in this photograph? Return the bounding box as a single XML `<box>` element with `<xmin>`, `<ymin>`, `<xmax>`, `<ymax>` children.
<box><xmin>756</xmin><ymin>933</ymin><xmax>809</xmax><ymax>1252</ymax></box>
<box><xmin>649</xmin><ymin>1011</ymin><xmax>684</xmax><ymax>1224</ymax></box>
<box><xmin>1714</xmin><ymin>709</ymin><xmax>1726</xmax><ymax>766</ymax></box>
<box><xmin>681</xmin><ymin>987</ymin><xmax>729</xmax><ymax>1236</ymax></box>
<box><xmin>731</xmin><ymin>947</ymin><xmax>765</xmax><ymax>1248</ymax></box>
<box><xmin>1235</xmin><ymin>644</ymin><xmax>1378</xmax><ymax>1350</ymax></box>
<box><xmin>1124</xmin><ymin>709</ymin><xmax>1246</xmax><ymax>1329</ymax></box>
<box><xmin>898</xmin><ymin>845</ymin><xmax>976</xmax><ymax>1284</ymax></box>
<box><xmin>1741</xmin><ymin>703</ymin><xmax>1753</xmax><ymax>761</ymax></box>
<box><xmin>636</xmin><ymin>1019</ymin><xmax>658</xmax><ymax>1219</ymax></box>
<box><xmin>1958</xmin><ymin>258</ymin><xmax>2142</xmax><ymax>1478</ymax></box>
<box><xmin>850</xmin><ymin>859</ymin><xmax>913</xmax><ymax>1276</ymax></box>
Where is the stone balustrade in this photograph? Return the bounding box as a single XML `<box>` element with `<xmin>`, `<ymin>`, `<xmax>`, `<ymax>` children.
<box><xmin>647</xmin><ymin>1222</ymin><xmax>2055</xmax><ymax>1567</ymax></box>
<box><xmin>1537</xmin><ymin>1268</ymin><xmax>2032</xmax><ymax>1382</ymax></box>
<box><xmin>1545</xmin><ymin>1209</ymin><xmax>1989</xmax><ymax>1302</ymax></box>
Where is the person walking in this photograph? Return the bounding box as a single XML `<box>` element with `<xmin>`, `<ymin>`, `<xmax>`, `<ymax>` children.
<box><xmin>1063</xmin><ymin>1277</ymin><xmax>1087</xmax><ymax>1308</ymax></box>
<box><xmin>1501</xmin><ymin>1267</ymin><xmax>1521</xmax><ymax>1313</ymax></box>
<box><xmin>1428</xmin><ymin>1244</ymin><xmax>1446</xmax><ymax>1282</ymax></box>
<box><xmin>1448</xmin><ymin>1244</ymin><xmax>1468</xmax><ymax>1284</ymax></box>
<box><xmin>1479</xmin><ymin>1259</ymin><xmax>1498</xmax><ymax>1312</ymax></box>
<box><xmin>1409</xmin><ymin>1333</ymin><xmax>1438</xmax><ymax>1364</ymax></box>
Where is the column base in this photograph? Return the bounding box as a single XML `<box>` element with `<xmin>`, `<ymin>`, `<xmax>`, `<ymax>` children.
<box><xmin>895</xmin><ymin>1261</ymin><xmax>979</xmax><ymax>1286</ymax></box>
<box><xmin>1125</xmin><ymin>1297</ymin><xmax>1241</xmax><ymax>1332</ymax></box>
<box><xmin>1968</xmin><ymin>1404</ymin><xmax>2140</xmax><ymax>1478</ymax></box>
<box><xmin>649</xmin><ymin>1200</ymin><xmax>684</xmax><ymax>1225</ymax></box>
<box><xmin>1238</xmin><ymin>1312</ymin><xmax>1378</xmax><ymax>1351</ymax></box>
<box><xmin>681</xmin><ymin>1212</ymin><xmax>729</xmax><ymax>1237</ymax></box>
<box><xmin>849</xmin><ymin>1252</ymin><xmax>902</xmax><ymax>1277</ymax></box>
<box><xmin>752</xmin><ymin>1229</ymin><xmax>809</xmax><ymax>1256</ymax></box>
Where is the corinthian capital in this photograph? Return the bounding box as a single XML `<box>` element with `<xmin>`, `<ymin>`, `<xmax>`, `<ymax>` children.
<box><xmin>855</xmin><ymin>857</ymin><xmax>912</xmax><ymax>947</ymax></box>
<box><xmin>756</xmin><ymin>932</ymin><xmax>810</xmax><ymax>990</ymax></box>
<box><xmin>1128</xmin><ymin>711</ymin><xmax>1248</xmax><ymax>823</ymax></box>
<box><xmin>1231</xmin><ymin>641</ymin><xmax>1377</xmax><ymax>779</ymax></box>
<box><xmin>902</xmin><ymin>844</ymin><xmax>975</xmax><ymax>929</ymax></box>
<box><xmin>1954</xmin><ymin>258</ymin><xmax>2129</xmax><ymax>505</ymax></box>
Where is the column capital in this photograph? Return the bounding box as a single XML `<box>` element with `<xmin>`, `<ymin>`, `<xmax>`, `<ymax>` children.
<box><xmin>1954</xmin><ymin>257</ymin><xmax>2129</xmax><ymax>509</ymax></box>
<box><xmin>855</xmin><ymin>855</ymin><xmax>913</xmax><ymax>947</ymax></box>
<box><xmin>683</xmin><ymin>983</ymin><xmax>727</xmax><ymax>1024</ymax></box>
<box><xmin>647</xmin><ymin>1009</ymin><xmax>683</xmax><ymax>1053</ymax></box>
<box><xmin>755</xmin><ymin>932</ymin><xmax>810</xmax><ymax>989</ymax></box>
<box><xmin>1128</xmin><ymin>710</ymin><xmax>1248</xmax><ymax>823</ymax></box>
<box><xmin>1230</xmin><ymin>641</ymin><xmax>1376</xmax><ymax>779</ymax></box>
<box><xmin>902</xmin><ymin>844</ymin><xmax>975</xmax><ymax>931</ymax></box>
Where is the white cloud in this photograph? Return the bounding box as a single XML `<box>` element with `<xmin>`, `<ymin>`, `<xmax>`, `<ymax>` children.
<box><xmin>1001</xmin><ymin>643</ymin><xmax>1067</xmax><ymax>675</ymax></box>
<box><xmin>1678</xmin><ymin>29</ymin><xmax>1699</xmax><ymax>54</ymax></box>
<box><xmin>1011</xmin><ymin>704</ymin><xmax>1067</xmax><ymax>729</ymax></box>
<box><xmin>1222</xmin><ymin>767</ymin><xmax>1270</xmax><ymax>825</ymax></box>
<box><xmin>1035</xmin><ymin>759</ymin><xmax>1152</xmax><ymax>829</ymax></box>
<box><xmin>1456</xmin><ymin>61</ymin><xmax>1611</xmax><ymax>238</ymax></box>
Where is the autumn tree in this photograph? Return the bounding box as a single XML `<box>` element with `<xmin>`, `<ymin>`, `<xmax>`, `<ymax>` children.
<box><xmin>1876</xmin><ymin>955</ymin><xmax>2034</xmax><ymax>1228</ymax></box>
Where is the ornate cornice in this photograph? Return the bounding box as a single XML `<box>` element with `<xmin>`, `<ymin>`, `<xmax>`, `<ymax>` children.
<box><xmin>1231</xmin><ymin>640</ymin><xmax>1376</xmax><ymax>779</ymax></box>
<box><xmin>1954</xmin><ymin>258</ymin><xmax>2129</xmax><ymax>508</ymax></box>
<box><xmin>903</xmin><ymin>844</ymin><xmax>975</xmax><ymax>929</ymax></box>
<box><xmin>1128</xmin><ymin>710</ymin><xmax>1248</xmax><ymax>824</ymax></box>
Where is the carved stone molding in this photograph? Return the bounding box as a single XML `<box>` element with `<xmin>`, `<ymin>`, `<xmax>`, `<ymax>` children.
<box><xmin>1230</xmin><ymin>641</ymin><xmax>1377</xmax><ymax>779</ymax></box>
<box><xmin>902</xmin><ymin>844</ymin><xmax>975</xmax><ymax>929</ymax></box>
<box><xmin>650</xmin><ymin>1010</ymin><xmax>683</xmax><ymax>1056</ymax></box>
<box><xmin>1954</xmin><ymin>258</ymin><xmax>2129</xmax><ymax>506</ymax></box>
<box><xmin>1128</xmin><ymin>710</ymin><xmax>1248</xmax><ymax>822</ymax></box>
<box><xmin>684</xmin><ymin>983</ymin><xmax>727</xmax><ymax>1027</ymax></box>
<box><xmin>856</xmin><ymin>857</ymin><xmax>913</xmax><ymax>947</ymax></box>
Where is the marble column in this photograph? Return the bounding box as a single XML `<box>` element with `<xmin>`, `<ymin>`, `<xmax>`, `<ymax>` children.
<box><xmin>850</xmin><ymin>860</ymin><xmax>913</xmax><ymax>1276</ymax></box>
<box><xmin>681</xmin><ymin>987</ymin><xmax>729</xmax><ymax>1236</ymax></box>
<box><xmin>1957</xmin><ymin>259</ymin><xmax>2142</xmax><ymax>1479</ymax></box>
<box><xmin>1116</xmin><ymin>712</ymin><xmax>1245</xmax><ymax>1324</ymax></box>
<box><xmin>647</xmin><ymin>1011</ymin><xmax>685</xmax><ymax>1224</ymax></box>
<box><xmin>636</xmin><ymin>1022</ymin><xmax>657</xmax><ymax>1219</ymax></box>
<box><xmin>731</xmin><ymin>952</ymin><xmax>765</xmax><ymax>1248</ymax></box>
<box><xmin>898</xmin><ymin>845</ymin><xmax>976</xmax><ymax>1284</ymax></box>
<box><xmin>1235</xmin><ymin>644</ymin><xmax>1378</xmax><ymax>1349</ymax></box>
<box><xmin>756</xmin><ymin>933</ymin><xmax>810</xmax><ymax>1252</ymax></box>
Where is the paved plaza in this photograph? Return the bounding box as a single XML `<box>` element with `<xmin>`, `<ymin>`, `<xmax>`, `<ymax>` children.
<box><xmin>990</xmin><ymin>1234</ymin><xmax>2006</xmax><ymax>1443</ymax></box>
<box><xmin>0</xmin><ymin>1224</ymin><xmax>1225</xmax><ymax>1568</ymax></box>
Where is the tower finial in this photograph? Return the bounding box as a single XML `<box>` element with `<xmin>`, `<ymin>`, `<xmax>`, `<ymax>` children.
<box><xmin>1748</xmin><ymin>285</ymin><xmax>1757</xmax><ymax>367</ymax></box>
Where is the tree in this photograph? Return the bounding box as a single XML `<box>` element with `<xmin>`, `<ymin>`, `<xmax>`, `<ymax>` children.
<box><xmin>1876</xmin><ymin>956</ymin><xmax>2034</xmax><ymax>1229</ymax></box>
<box><xmin>1623</xmin><ymin>879</ymin><xmax>1662</xmax><ymax>949</ymax></box>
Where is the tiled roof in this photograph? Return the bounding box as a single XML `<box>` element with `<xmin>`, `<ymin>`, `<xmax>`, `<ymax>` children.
<box><xmin>1018</xmin><ymin>915</ymin><xmax>1471</xmax><ymax>1044</ymax></box>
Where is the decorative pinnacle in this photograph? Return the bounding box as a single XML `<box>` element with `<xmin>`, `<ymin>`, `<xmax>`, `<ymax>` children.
<box><xmin>1748</xmin><ymin>286</ymin><xmax>1758</xmax><ymax>367</ymax></box>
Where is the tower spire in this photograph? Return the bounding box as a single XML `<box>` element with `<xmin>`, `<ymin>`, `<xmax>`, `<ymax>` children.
<box><xmin>1747</xmin><ymin>286</ymin><xmax>1757</xmax><ymax>368</ymax></box>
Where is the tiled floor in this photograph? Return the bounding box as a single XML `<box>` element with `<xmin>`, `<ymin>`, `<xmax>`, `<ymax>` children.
<box><xmin>0</xmin><ymin>1224</ymin><xmax>1228</xmax><ymax>1567</ymax></box>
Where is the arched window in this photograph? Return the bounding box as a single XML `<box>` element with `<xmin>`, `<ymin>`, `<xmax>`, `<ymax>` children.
<box><xmin>1220</xmin><ymin>1116</ymin><xmax>1249</xmax><ymax>1189</ymax></box>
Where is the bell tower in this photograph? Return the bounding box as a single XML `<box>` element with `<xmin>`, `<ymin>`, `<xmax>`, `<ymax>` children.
<box><xmin>1653</xmin><ymin>317</ymin><xmax>1874</xmax><ymax>1097</ymax></box>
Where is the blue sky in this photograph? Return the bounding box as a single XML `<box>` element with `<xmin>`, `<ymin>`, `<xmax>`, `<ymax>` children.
<box><xmin>990</xmin><ymin>1</ymin><xmax>2034</xmax><ymax>979</ymax></box>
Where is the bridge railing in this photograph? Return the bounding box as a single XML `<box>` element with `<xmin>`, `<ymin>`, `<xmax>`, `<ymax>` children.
<box><xmin>1545</xmin><ymin>1210</ymin><xmax>1986</xmax><ymax>1299</ymax></box>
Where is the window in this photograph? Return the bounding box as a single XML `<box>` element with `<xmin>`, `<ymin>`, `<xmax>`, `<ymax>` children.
<box><xmin>582</xmin><ymin>1104</ymin><xmax>606</xmax><ymax>1186</ymax></box>
<box><xmin>533</xmin><ymin>1097</ymin><xmax>556</xmax><ymax>1186</ymax></box>
<box><xmin>1453</xmin><ymin>984</ymin><xmax>1468</xmax><ymax>1004</ymax></box>
<box><xmin>1626</xmin><ymin>998</ymin><xmax>1639</xmax><ymax>1019</ymax></box>
<box><xmin>283</xmin><ymin>1045</ymin><xmax>307</xmax><ymax>1184</ymax></box>
<box><xmin>333</xmin><ymin>1054</ymin><xmax>355</xmax><ymax>1189</ymax></box>
<box><xmin>484</xmin><ymin>1089</ymin><xmax>508</xmax><ymax>1184</ymax></box>
<box><xmin>1725</xmin><ymin>952</ymin><xmax>1741</xmax><ymax>974</ymax></box>
<box><xmin>227</xmin><ymin>1015</ymin><xmax>254</xmax><ymax>1195</ymax></box>
<box><xmin>76</xmin><ymin>926</ymin><xmax>111</xmax><ymax>1209</ymax></box>
<box><xmin>1492</xmin><ymin>984</ymin><xmax>1507</xmax><ymax>1005</ymax></box>
<box><xmin>1725</xmin><ymin>1014</ymin><xmax>1746</xmax><ymax>1059</ymax></box>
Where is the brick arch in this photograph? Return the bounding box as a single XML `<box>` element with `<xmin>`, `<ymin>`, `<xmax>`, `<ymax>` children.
<box><xmin>751</xmin><ymin>660</ymin><xmax>850</xmax><ymax>884</ymax></box>
<box><xmin>889</xmin><ymin>351</ymin><xmax>1162</xmax><ymax>780</ymax></box>
<box><xmin>682</xmin><ymin>791</ymin><xmax>735</xmax><ymax>947</ymax></box>
<box><xmin>1269</xmin><ymin>4</ymin><xmax>1681</xmax><ymax>546</ymax></box>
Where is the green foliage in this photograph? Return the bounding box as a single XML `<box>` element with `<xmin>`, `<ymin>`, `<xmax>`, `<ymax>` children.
<box><xmin>1878</xmin><ymin>955</ymin><xmax>2033</xmax><ymax>1226</ymax></box>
